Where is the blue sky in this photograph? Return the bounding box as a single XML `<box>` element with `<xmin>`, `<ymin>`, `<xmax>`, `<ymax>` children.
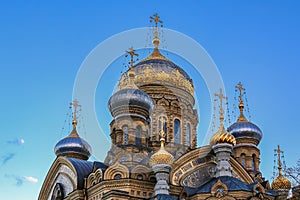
<box><xmin>0</xmin><ymin>1</ymin><xmax>300</xmax><ymax>199</ymax></box>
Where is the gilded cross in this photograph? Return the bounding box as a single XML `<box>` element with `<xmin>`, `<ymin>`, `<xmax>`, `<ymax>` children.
<box><xmin>150</xmin><ymin>13</ymin><xmax>163</xmax><ymax>28</ymax></box>
<box><xmin>214</xmin><ymin>88</ymin><xmax>227</xmax><ymax>119</ymax></box>
<box><xmin>71</xmin><ymin>99</ymin><xmax>80</xmax><ymax>121</ymax></box>
<box><xmin>126</xmin><ymin>47</ymin><xmax>139</xmax><ymax>67</ymax></box>
<box><xmin>236</xmin><ymin>82</ymin><xmax>245</xmax><ymax>104</ymax></box>
<box><xmin>275</xmin><ymin>145</ymin><xmax>283</xmax><ymax>174</ymax></box>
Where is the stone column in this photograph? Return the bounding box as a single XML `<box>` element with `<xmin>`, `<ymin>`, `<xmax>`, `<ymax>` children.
<box><xmin>152</xmin><ymin>164</ymin><xmax>171</xmax><ymax>195</ymax></box>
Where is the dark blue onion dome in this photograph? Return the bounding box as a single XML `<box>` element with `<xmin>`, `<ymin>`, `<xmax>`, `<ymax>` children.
<box><xmin>227</xmin><ymin>102</ymin><xmax>262</xmax><ymax>145</ymax></box>
<box><xmin>108</xmin><ymin>88</ymin><xmax>154</xmax><ymax>119</ymax></box>
<box><xmin>54</xmin><ymin>120</ymin><xmax>92</xmax><ymax>160</ymax></box>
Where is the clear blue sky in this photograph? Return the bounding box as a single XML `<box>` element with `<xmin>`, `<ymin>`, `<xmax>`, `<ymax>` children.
<box><xmin>0</xmin><ymin>1</ymin><xmax>300</xmax><ymax>199</ymax></box>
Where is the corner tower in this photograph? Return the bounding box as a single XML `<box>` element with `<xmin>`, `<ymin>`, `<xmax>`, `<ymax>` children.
<box><xmin>227</xmin><ymin>83</ymin><xmax>262</xmax><ymax>178</ymax></box>
<box><xmin>106</xmin><ymin>48</ymin><xmax>154</xmax><ymax>165</ymax></box>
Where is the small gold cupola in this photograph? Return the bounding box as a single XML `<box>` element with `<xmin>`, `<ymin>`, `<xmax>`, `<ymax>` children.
<box><xmin>272</xmin><ymin>145</ymin><xmax>291</xmax><ymax>190</ymax></box>
<box><xmin>210</xmin><ymin>88</ymin><xmax>236</xmax><ymax>146</ymax></box>
<box><xmin>149</xmin><ymin>130</ymin><xmax>174</xmax><ymax>166</ymax></box>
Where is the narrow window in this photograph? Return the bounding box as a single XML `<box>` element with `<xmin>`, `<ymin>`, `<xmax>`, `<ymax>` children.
<box><xmin>241</xmin><ymin>153</ymin><xmax>246</xmax><ymax>167</ymax></box>
<box><xmin>252</xmin><ymin>154</ymin><xmax>256</xmax><ymax>170</ymax></box>
<box><xmin>174</xmin><ymin>119</ymin><xmax>181</xmax><ymax>144</ymax></box>
<box><xmin>186</xmin><ymin>123</ymin><xmax>191</xmax><ymax>146</ymax></box>
<box><xmin>123</xmin><ymin>125</ymin><xmax>128</xmax><ymax>145</ymax></box>
<box><xmin>135</xmin><ymin>126</ymin><xmax>141</xmax><ymax>145</ymax></box>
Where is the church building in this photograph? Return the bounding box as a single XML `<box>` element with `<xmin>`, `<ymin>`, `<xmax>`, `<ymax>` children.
<box><xmin>39</xmin><ymin>14</ymin><xmax>298</xmax><ymax>200</ymax></box>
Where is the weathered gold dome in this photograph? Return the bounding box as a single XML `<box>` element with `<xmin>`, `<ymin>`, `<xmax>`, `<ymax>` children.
<box><xmin>149</xmin><ymin>130</ymin><xmax>174</xmax><ymax>166</ymax></box>
<box><xmin>210</xmin><ymin>124</ymin><xmax>236</xmax><ymax>146</ymax></box>
<box><xmin>272</xmin><ymin>174</ymin><xmax>291</xmax><ymax>190</ymax></box>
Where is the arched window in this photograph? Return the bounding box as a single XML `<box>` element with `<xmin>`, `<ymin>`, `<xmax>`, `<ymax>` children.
<box><xmin>123</xmin><ymin>125</ymin><xmax>128</xmax><ymax>145</ymax></box>
<box><xmin>241</xmin><ymin>153</ymin><xmax>246</xmax><ymax>167</ymax></box>
<box><xmin>186</xmin><ymin>123</ymin><xmax>191</xmax><ymax>146</ymax></box>
<box><xmin>252</xmin><ymin>154</ymin><xmax>256</xmax><ymax>170</ymax></box>
<box><xmin>174</xmin><ymin>119</ymin><xmax>181</xmax><ymax>144</ymax></box>
<box><xmin>137</xmin><ymin>174</ymin><xmax>143</xmax><ymax>180</ymax></box>
<box><xmin>114</xmin><ymin>174</ymin><xmax>122</xmax><ymax>180</ymax></box>
<box><xmin>158</xmin><ymin>116</ymin><xmax>167</xmax><ymax>133</ymax></box>
<box><xmin>135</xmin><ymin>126</ymin><xmax>141</xmax><ymax>146</ymax></box>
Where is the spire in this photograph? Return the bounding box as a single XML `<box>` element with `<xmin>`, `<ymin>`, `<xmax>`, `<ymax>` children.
<box><xmin>236</xmin><ymin>82</ymin><xmax>248</xmax><ymax>122</ymax></box>
<box><xmin>145</xmin><ymin>13</ymin><xmax>168</xmax><ymax>61</ymax></box>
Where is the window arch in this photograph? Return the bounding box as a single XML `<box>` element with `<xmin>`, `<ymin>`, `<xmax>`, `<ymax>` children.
<box><xmin>241</xmin><ymin>153</ymin><xmax>246</xmax><ymax>167</ymax></box>
<box><xmin>135</xmin><ymin>126</ymin><xmax>141</xmax><ymax>146</ymax></box>
<box><xmin>123</xmin><ymin>125</ymin><xmax>128</xmax><ymax>145</ymax></box>
<box><xmin>186</xmin><ymin>123</ymin><xmax>191</xmax><ymax>146</ymax></box>
<box><xmin>174</xmin><ymin>119</ymin><xmax>181</xmax><ymax>144</ymax></box>
<box><xmin>158</xmin><ymin>116</ymin><xmax>167</xmax><ymax>133</ymax></box>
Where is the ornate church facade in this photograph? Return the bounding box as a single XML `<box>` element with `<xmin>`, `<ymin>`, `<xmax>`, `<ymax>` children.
<box><xmin>39</xmin><ymin>15</ymin><xmax>299</xmax><ymax>200</ymax></box>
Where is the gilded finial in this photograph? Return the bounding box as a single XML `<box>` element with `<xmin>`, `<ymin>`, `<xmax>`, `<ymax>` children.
<box><xmin>125</xmin><ymin>47</ymin><xmax>139</xmax><ymax>68</ymax></box>
<box><xmin>144</xmin><ymin>14</ymin><xmax>168</xmax><ymax>61</ymax></box>
<box><xmin>214</xmin><ymin>88</ymin><xmax>227</xmax><ymax>126</ymax></box>
<box><xmin>71</xmin><ymin>99</ymin><xmax>81</xmax><ymax>129</ymax></box>
<box><xmin>150</xmin><ymin>13</ymin><xmax>163</xmax><ymax>49</ymax></box>
<box><xmin>159</xmin><ymin>130</ymin><xmax>166</xmax><ymax>148</ymax></box>
<box><xmin>123</xmin><ymin>47</ymin><xmax>139</xmax><ymax>88</ymax></box>
<box><xmin>275</xmin><ymin>145</ymin><xmax>283</xmax><ymax>176</ymax></box>
<box><xmin>236</xmin><ymin>82</ymin><xmax>248</xmax><ymax>122</ymax></box>
<box><xmin>150</xmin><ymin>13</ymin><xmax>163</xmax><ymax>29</ymax></box>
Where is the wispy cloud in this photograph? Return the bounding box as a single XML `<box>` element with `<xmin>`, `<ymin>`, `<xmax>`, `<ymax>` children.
<box><xmin>5</xmin><ymin>174</ymin><xmax>38</xmax><ymax>186</ymax></box>
<box><xmin>1</xmin><ymin>153</ymin><xmax>15</xmax><ymax>166</ymax></box>
<box><xmin>6</xmin><ymin>138</ymin><xmax>25</xmax><ymax>145</ymax></box>
<box><xmin>23</xmin><ymin>176</ymin><xmax>38</xmax><ymax>183</ymax></box>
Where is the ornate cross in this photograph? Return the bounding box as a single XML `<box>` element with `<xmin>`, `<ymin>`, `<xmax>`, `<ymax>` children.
<box><xmin>236</xmin><ymin>82</ymin><xmax>245</xmax><ymax>104</ymax></box>
<box><xmin>214</xmin><ymin>88</ymin><xmax>227</xmax><ymax>119</ymax></box>
<box><xmin>150</xmin><ymin>13</ymin><xmax>163</xmax><ymax>28</ymax></box>
<box><xmin>126</xmin><ymin>47</ymin><xmax>139</xmax><ymax>67</ymax></box>
<box><xmin>275</xmin><ymin>145</ymin><xmax>283</xmax><ymax>174</ymax></box>
<box><xmin>71</xmin><ymin>99</ymin><xmax>80</xmax><ymax>121</ymax></box>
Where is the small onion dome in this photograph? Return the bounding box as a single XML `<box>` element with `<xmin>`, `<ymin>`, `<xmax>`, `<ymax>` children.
<box><xmin>272</xmin><ymin>174</ymin><xmax>291</xmax><ymax>190</ymax></box>
<box><xmin>227</xmin><ymin>121</ymin><xmax>262</xmax><ymax>145</ymax></box>
<box><xmin>108</xmin><ymin>88</ymin><xmax>154</xmax><ymax>118</ymax></box>
<box><xmin>149</xmin><ymin>130</ymin><xmax>174</xmax><ymax>166</ymax></box>
<box><xmin>210</xmin><ymin>124</ymin><xmax>236</xmax><ymax>146</ymax></box>
<box><xmin>54</xmin><ymin>120</ymin><xmax>92</xmax><ymax>160</ymax></box>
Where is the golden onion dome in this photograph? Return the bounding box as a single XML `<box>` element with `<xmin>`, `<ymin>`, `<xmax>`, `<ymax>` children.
<box><xmin>210</xmin><ymin>123</ymin><xmax>236</xmax><ymax>146</ymax></box>
<box><xmin>272</xmin><ymin>174</ymin><xmax>291</xmax><ymax>190</ymax></box>
<box><xmin>149</xmin><ymin>130</ymin><xmax>174</xmax><ymax>166</ymax></box>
